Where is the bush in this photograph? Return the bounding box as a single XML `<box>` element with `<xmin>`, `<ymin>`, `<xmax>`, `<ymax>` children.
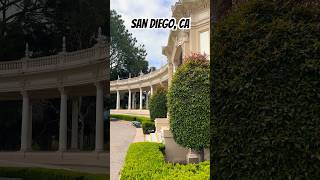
<box><xmin>110</xmin><ymin>114</ymin><xmax>155</xmax><ymax>134</ymax></box>
<box><xmin>121</xmin><ymin>142</ymin><xmax>209</xmax><ymax>180</ymax></box>
<box><xmin>168</xmin><ymin>53</ymin><xmax>210</xmax><ymax>151</ymax></box>
<box><xmin>0</xmin><ymin>167</ymin><xmax>108</xmax><ymax>180</ymax></box>
<box><xmin>110</xmin><ymin>114</ymin><xmax>150</xmax><ymax>122</ymax></box>
<box><xmin>211</xmin><ymin>0</ymin><xmax>320</xmax><ymax>178</ymax></box>
<box><xmin>141</xmin><ymin>121</ymin><xmax>155</xmax><ymax>134</ymax></box>
<box><xmin>148</xmin><ymin>86</ymin><xmax>167</xmax><ymax>121</ymax></box>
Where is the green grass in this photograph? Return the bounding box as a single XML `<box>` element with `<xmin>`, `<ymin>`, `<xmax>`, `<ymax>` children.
<box><xmin>120</xmin><ymin>142</ymin><xmax>210</xmax><ymax>180</ymax></box>
<box><xmin>110</xmin><ymin>114</ymin><xmax>150</xmax><ymax>122</ymax></box>
<box><xmin>0</xmin><ymin>167</ymin><xmax>108</xmax><ymax>180</ymax></box>
<box><xmin>110</xmin><ymin>114</ymin><xmax>155</xmax><ymax>134</ymax></box>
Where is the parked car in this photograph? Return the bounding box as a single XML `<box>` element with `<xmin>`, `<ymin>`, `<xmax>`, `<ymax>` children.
<box><xmin>132</xmin><ymin>121</ymin><xmax>141</xmax><ymax>128</ymax></box>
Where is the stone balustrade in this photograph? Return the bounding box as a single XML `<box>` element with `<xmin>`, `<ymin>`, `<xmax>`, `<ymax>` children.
<box><xmin>0</xmin><ymin>45</ymin><xmax>105</xmax><ymax>75</ymax></box>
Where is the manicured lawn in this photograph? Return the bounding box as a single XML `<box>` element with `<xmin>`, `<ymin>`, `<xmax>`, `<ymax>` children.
<box><xmin>110</xmin><ymin>114</ymin><xmax>150</xmax><ymax>122</ymax></box>
<box><xmin>0</xmin><ymin>167</ymin><xmax>108</xmax><ymax>180</ymax></box>
<box><xmin>121</xmin><ymin>142</ymin><xmax>210</xmax><ymax>180</ymax></box>
<box><xmin>110</xmin><ymin>114</ymin><xmax>155</xmax><ymax>134</ymax></box>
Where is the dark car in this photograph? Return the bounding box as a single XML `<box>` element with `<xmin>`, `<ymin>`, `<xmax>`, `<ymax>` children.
<box><xmin>131</xmin><ymin>121</ymin><xmax>141</xmax><ymax>128</ymax></box>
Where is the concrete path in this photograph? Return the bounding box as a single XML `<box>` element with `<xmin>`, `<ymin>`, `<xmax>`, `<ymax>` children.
<box><xmin>110</xmin><ymin>120</ymin><xmax>136</xmax><ymax>180</ymax></box>
<box><xmin>133</xmin><ymin>128</ymin><xmax>145</xmax><ymax>142</ymax></box>
<box><xmin>0</xmin><ymin>152</ymin><xmax>108</xmax><ymax>174</ymax></box>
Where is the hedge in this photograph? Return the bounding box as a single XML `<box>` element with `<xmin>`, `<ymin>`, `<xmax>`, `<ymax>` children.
<box><xmin>120</xmin><ymin>142</ymin><xmax>210</xmax><ymax>180</ymax></box>
<box><xmin>148</xmin><ymin>86</ymin><xmax>167</xmax><ymax>121</ymax></box>
<box><xmin>168</xmin><ymin>53</ymin><xmax>210</xmax><ymax>151</ymax></box>
<box><xmin>211</xmin><ymin>0</ymin><xmax>320</xmax><ymax>179</ymax></box>
<box><xmin>110</xmin><ymin>114</ymin><xmax>155</xmax><ymax>134</ymax></box>
<box><xmin>0</xmin><ymin>167</ymin><xmax>108</xmax><ymax>180</ymax></box>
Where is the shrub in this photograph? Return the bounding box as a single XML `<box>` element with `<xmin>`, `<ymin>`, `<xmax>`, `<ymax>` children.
<box><xmin>0</xmin><ymin>167</ymin><xmax>108</xmax><ymax>180</ymax></box>
<box><xmin>167</xmin><ymin>53</ymin><xmax>210</xmax><ymax>151</ymax></box>
<box><xmin>148</xmin><ymin>86</ymin><xmax>167</xmax><ymax>121</ymax></box>
<box><xmin>121</xmin><ymin>142</ymin><xmax>210</xmax><ymax>180</ymax></box>
<box><xmin>110</xmin><ymin>114</ymin><xmax>155</xmax><ymax>134</ymax></box>
<box><xmin>211</xmin><ymin>0</ymin><xmax>320</xmax><ymax>178</ymax></box>
<box><xmin>142</xmin><ymin>121</ymin><xmax>155</xmax><ymax>134</ymax></box>
<box><xmin>110</xmin><ymin>114</ymin><xmax>150</xmax><ymax>122</ymax></box>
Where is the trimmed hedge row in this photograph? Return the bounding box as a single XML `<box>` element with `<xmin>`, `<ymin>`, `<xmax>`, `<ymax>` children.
<box><xmin>211</xmin><ymin>0</ymin><xmax>320</xmax><ymax>179</ymax></box>
<box><xmin>0</xmin><ymin>167</ymin><xmax>108</xmax><ymax>180</ymax></box>
<box><xmin>168</xmin><ymin>53</ymin><xmax>210</xmax><ymax>151</ymax></box>
<box><xmin>120</xmin><ymin>142</ymin><xmax>210</xmax><ymax>180</ymax></box>
<box><xmin>110</xmin><ymin>114</ymin><xmax>155</xmax><ymax>134</ymax></box>
<box><xmin>148</xmin><ymin>86</ymin><xmax>167</xmax><ymax>121</ymax></box>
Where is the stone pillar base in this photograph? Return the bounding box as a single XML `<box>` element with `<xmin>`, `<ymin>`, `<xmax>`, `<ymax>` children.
<box><xmin>187</xmin><ymin>149</ymin><xmax>200</xmax><ymax>164</ymax></box>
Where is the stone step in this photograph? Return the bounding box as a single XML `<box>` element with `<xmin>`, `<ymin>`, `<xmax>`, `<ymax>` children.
<box><xmin>145</xmin><ymin>133</ymin><xmax>160</xmax><ymax>143</ymax></box>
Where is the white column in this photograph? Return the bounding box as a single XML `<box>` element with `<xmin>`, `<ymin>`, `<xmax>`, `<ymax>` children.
<box><xmin>132</xmin><ymin>92</ymin><xmax>136</xmax><ymax>109</ymax></box>
<box><xmin>146</xmin><ymin>91</ymin><xmax>149</xmax><ymax>110</ymax></box>
<box><xmin>116</xmin><ymin>90</ymin><xmax>120</xmax><ymax>110</ymax></box>
<box><xmin>59</xmin><ymin>88</ymin><xmax>67</xmax><ymax>152</ymax></box>
<box><xmin>95</xmin><ymin>82</ymin><xmax>104</xmax><ymax>152</ymax></box>
<box><xmin>71</xmin><ymin>98</ymin><xmax>79</xmax><ymax>150</ymax></box>
<box><xmin>128</xmin><ymin>89</ymin><xmax>131</xmax><ymax>110</ymax></box>
<box><xmin>28</xmin><ymin>103</ymin><xmax>32</xmax><ymax>150</ymax></box>
<box><xmin>20</xmin><ymin>91</ymin><xmax>30</xmax><ymax>152</ymax></box>
<box><xmin>150</xmin><ymin>85</ymin><xmax>154</xmax><ymax>96</ymax></box>
<box><xmin>139</xmin><ymin>88</ymin><xmax>143</xmax><ymax>110</ymax></box>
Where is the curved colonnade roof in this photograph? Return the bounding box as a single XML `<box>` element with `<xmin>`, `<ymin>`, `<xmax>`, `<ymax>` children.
<box><xmin>0</xmin><ymin>43</ymin><xmax>108</xmax><ymax>99</ymax></box>
<box><xmin>110</xmin><ymin>64</ymin><xmax>169</xmax><ymax>92</ymax></box>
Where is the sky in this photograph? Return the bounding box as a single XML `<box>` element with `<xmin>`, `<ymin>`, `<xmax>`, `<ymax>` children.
<box><xmin>110</xmin><ymin>0</ymin><xmax>174</xmax><ymax>68</ymax></box>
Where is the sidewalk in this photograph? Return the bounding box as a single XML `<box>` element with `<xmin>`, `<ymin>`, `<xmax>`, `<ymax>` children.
<box><xmin>133</xmin><ymin>128</ymin><xmax>145</xmax><ymax>142</ymax></box>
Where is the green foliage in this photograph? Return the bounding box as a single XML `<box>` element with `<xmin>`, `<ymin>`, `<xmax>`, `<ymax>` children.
<box><xmin>110</xmin><ymin>10</ymin><xmax>148</xmax><ymax>80</ymax></box>
<box><xmin>148</xmin><ymin>86</ymin><xmax>167</xmax><ymax>121</ymax></box>
<box><xmin>110</xmin><ymin>114</ymin><xmax>155</xmax><ymax>134</ymax></box>
<box><xmin>211</xmin><ymin>0</ymin><xmax>320</xmax><ymax>178</ymax></box>
<box><xmin>0</xmin><ymin>167</ymin><xmax>108</xmax><ymax>180</ymax></box>
<box><xmin>121</xmin><ymin>142</ymin><xmax>210</xmax><ymax>180</ymax></box>
<box><xmin>110</xmin><ymin>114</ymin><xmax>150</xmax><ymax>122</ymax></box>
<box><xmin>0</xmin><ymin>0</ymin><xmax>108</xmax><ymax>60</ymax></box>
<box><xmin>168</xmin><ymin>53</ymin><xmax>210</xmax><ymax>151</ymax></box>
<box><xmin>141</xmin><ymin>121</ymin><xmax>155</xmax><ymax>134</ymax></box>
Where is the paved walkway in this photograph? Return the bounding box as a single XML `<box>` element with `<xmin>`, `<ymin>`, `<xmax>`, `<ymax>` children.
<box><xmin>110</xmin><ymin>120</ymin><xmax>136</xmax><ymax>180</ymax></box>
<box><xmin>133</xmin><ymin>128</ymin><xmax>145</xmax><ymax>142</ymax></box>
<box><xmin>0</xmin><ymin>152</ymin><xmax>108</xmax><ymax>174</ymax></box>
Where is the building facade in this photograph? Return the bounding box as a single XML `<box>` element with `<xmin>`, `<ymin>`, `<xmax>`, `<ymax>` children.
<box><xmin>163</xmin><ymin>0</ymin><xmax>210</xmax><ymax>85</ymax></box>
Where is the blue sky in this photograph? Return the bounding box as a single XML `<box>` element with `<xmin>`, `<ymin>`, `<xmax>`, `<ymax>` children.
<box><xmin>110</xmin><ymin>0</ymin><xmax>174</xmax><ymax>68</ymax></box>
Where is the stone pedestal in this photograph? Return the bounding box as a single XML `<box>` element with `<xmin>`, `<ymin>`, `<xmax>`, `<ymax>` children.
<box><xmin>154</xmin><ymin>118</ymin><xmax>169</xmax><ymax>133</ymax></box>
<box><xmin>162</xmin><ymin>128</ymin><xmax>188</xmax><ymax>164</ymax></box>
<box><xmin>187</xmin><ymin>149</ymin><xmax>201</xmax><ymax>164</ymax></box>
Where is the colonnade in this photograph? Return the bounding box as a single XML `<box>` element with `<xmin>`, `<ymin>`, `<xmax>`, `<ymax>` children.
<box><xmin>20</xmin><ymin>82</ymin><xmax>105</xmax><ymax>152</ymax></box>
<box><xmin>115</xmin><ymin>85</ymin><xmax>154</xmax><ymax>110</ymax></box>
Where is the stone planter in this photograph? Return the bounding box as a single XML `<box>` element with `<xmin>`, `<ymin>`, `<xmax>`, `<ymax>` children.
<box><xmin>187</xmin><ymin>149</ymin><xmax>201</xmax><ymax>164</ymax></box>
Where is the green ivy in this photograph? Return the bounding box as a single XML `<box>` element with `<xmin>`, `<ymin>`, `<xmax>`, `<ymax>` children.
<box><xmin>148</xmin><ymin>86</ymin><xmax>167</xmax><ymax>121</ymax></box>
<box><xmin>168</xmin><ymin>55</ymin><xmax>210</xmax><ymax>151</ymax></box>
<box><xmin>211</xmin><ymin>0</ymin><xmax>320</xmax><ymax>178</ymax></box>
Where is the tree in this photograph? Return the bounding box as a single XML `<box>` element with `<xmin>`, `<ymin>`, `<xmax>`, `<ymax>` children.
<box><xmin>168</xmin><ymin>53</ymin><xmax>210</xmax><ymax>160</ymax></box>
<box><xmin>0</xmin><ymin>0</ymin><xmax>109</xmax><ymax>60</ymax></box>
<box><xmin>110</xmin><ymin>10</ymin><xmax>148</xmax><ymax>80</ymax></box>
<box><xmin>148</xmin><ymin>86</ymin><xmax>167</xmax><ymax>121</ymax></box>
